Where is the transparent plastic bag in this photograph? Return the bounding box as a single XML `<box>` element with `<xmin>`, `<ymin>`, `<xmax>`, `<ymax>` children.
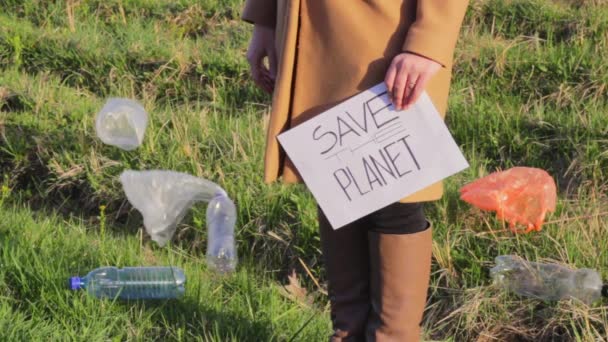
<box><xmin>490</xmin><ymin>255</ymin><xmax>604</xmax><ymax>304</ymax></box>
<box><xmin>119</xmin><ymin>171</ymin><xmax>238</xmax><ymax>273</ymax></box>
<box><xmin>460</xmin><ymin>167</ymin><xmax>557</xmax><ymax>232</ymax></box>
<box><xmin>96</xmin><ymin>98</ymin><xmax>148</xmax><ymax>151</ymax></box>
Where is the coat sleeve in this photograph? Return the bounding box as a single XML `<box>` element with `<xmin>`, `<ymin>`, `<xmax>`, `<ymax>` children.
<box><xmin>402</xmin><ymin>0</ymin><xmax>469</xmax><ymax>67</ymax></box>
<box><xmin>241</xmin><ymin>0</ymin><xmax>277</xmax><ymax>28</ymax></box>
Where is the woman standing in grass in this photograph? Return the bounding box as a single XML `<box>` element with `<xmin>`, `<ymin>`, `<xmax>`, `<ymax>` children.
<box><xmin>242</xmin><ymin>1</ymin><xmax>469</xmax><ymax>340</ymax></box>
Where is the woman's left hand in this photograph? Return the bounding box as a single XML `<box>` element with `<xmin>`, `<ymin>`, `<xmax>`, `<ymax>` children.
<box><xmin>385</xmin><ymin>52</ymin><xmax>441</xmax><ymax>111</ymax></box>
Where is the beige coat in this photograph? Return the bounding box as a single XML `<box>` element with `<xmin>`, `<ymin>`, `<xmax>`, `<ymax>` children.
<box><xmin>243</xmin><ymin>0</ymin><xmax>469</xmax><ymax>202</ymax></box>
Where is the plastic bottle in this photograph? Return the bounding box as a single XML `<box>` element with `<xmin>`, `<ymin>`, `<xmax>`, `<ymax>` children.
<box><xmin>206</xmin><ymin>190</ymin><xmax>237</xmax><ymax>273</ymax></box>
<box><xmin>490</xmin><ymin>255</ymin><xmax>606</xmax><ymax>304</ymax></box>
<box><xmin>119</xmin><ymin>170</ymin><xmax>239</xmax><ymax>274</ymax></box>
<box><xmin>69</xmin><ymin>266</ymin><xmax>186</xmax><ymax>299</ymax></box>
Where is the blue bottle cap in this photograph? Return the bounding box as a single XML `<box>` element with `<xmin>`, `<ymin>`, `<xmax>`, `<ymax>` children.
<box><xmin>70</xmin><ymin>277</ymin><xmax>83</xmax><ymax>290</ymax></box>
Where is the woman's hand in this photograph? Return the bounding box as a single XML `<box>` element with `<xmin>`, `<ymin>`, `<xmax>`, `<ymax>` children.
<box><xmin>385</xmin><ymin>52</ymin><xmax>441</xmax><ymax>111</ymax></box>
<box><xmin>246</xmin><ymin>25</ymin><xmax>278</xmax><ymax>94</ymax></box>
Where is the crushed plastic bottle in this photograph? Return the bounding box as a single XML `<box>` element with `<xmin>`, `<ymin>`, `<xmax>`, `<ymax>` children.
<box><xmin>490</xmin><ymin>255</ymin><xmax>605</xmax><ymax>304</ymax></box>
<box><xmin>69</xmin><ymin>266</ymin><xmax>185</xmax><ymax>300</ymax></box>
<box><xmin>119</xmin><ymin>170</ymin><xmax>238</xmax><ymax>273</ymax></box>
<box><xmin>95</xmin><ymin>98</ymin><xmax>148</xmax><ymax>151</ymax></box>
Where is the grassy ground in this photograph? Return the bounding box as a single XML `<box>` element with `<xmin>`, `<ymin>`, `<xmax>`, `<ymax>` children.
<box><xmin>1</xmin><ymin>0</ymin><xmax>607</xmax><ymax>340</ymax></box>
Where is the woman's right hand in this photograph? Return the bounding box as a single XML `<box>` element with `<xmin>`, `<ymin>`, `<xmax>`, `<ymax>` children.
<box><xmin>246</xmin><ymin>25</ymin><xmax>277</xmax><ymax>94</ymax></box>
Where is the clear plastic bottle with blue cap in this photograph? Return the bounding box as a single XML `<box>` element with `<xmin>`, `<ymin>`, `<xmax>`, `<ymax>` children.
<box><xmin>69</xmin><ymin>266</ymin><xmax>186</xmax><ymax>299</ymax></box>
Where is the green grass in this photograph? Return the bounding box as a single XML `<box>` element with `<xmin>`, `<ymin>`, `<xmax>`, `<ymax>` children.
<box><xmin>1</xmin><ymin>0</ymin><xmax>608</xmax><ymax>340</ymax></box>
<box><xmin>0</xmin><ymin>203</ymin><xmax>329</xmax><ymax>341</ymax></box>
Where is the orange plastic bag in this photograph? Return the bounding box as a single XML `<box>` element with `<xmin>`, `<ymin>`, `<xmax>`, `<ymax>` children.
<box><xmin>460</xmin><ymin>167</ymin><xmax>557</xmax><ymax>233</ymax></box>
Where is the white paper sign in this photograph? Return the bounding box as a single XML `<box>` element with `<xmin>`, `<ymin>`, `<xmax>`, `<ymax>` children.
<box><xmin>278</xmin><ymin>83</ymin><xmax>469</xmax><ymax>229</ymax></box>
